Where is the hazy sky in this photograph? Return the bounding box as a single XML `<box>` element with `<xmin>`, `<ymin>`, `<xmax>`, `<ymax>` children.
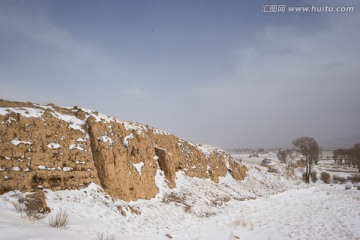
<box><xmin>1</xmin><ymin>0</ymin><xmax>359</xmax><ymax>148</ymax></box>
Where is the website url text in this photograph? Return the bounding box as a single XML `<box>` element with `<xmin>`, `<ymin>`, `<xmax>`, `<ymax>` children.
<box><xmin>261</xmin><ymin>5</ymin><xmax>354</xmax><ymax>13</ymax></box>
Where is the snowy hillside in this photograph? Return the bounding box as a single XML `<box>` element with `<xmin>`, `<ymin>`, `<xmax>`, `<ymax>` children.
<box><xmin>1</xmin><ymin>100</ymin><xmax>359</xmax><ymax>239</ymax></box>
<box><xmin>1</xmin><ymin>151</ymin><xmax>360</xmax><ymax>240</ymax></box>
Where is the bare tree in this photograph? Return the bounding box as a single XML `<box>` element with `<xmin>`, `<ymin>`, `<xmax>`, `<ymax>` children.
<box><xmin>354</xmin><ymin>143</ymin><xmax>360</xmax><ymax>172</ymax></box>
<box><xmin>277</xmin><ymin>149</ymin><xmax>287</xmax><ymax>163</ymax></box>
<box><xmin>292</xmin><ymin>137</ymin><xmax>319</xmax><ymax>183</ymax></box>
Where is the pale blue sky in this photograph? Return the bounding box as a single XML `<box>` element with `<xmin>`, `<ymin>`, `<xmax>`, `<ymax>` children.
<box><xmin>1</xmin><ymin>0</ymin><xmax>359</xmax><ymax>148</ymax></box>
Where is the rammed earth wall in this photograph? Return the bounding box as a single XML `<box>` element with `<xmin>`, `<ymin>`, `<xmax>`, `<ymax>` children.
<box><xmin>0</xmin><ymin>100</ymin><xmax>247</xmax><ymax>201</ymax></box>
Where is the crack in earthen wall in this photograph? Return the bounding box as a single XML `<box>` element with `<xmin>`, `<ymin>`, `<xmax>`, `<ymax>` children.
<box><xmin>86</xmin><ymin>120</ymin><xmax>108</xmax><ymax>190</ymax></box>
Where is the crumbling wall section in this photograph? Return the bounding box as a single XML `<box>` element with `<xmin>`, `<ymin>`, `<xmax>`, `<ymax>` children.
<box><xmin>0</xmin><ymin>101</ymin><xmax>100</xmax><ymax>194</ymax></box>
<box><xmin>0</xmin><ymin>100</ymin><xmax>247</xmax><ymax>201</ymax></box>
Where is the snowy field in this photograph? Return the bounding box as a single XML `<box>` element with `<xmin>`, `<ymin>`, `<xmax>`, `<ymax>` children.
<box><xmin>1</xmin><ymin>152</ymin><xmax>360</xmax><ymax>240</ymax></box>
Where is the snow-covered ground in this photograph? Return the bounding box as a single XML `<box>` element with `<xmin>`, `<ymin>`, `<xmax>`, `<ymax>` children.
<box><xmin>1</xmin><ymin>152</ymin><xmax>360</xmax><ymax>240</ymax></box>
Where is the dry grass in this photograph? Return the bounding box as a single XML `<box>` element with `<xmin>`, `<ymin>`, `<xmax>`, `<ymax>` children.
<box><xmin>162</xmin><ymin>192</ymin><xmax>186</xmax><ymax>203</ymax></box>
<box><xmin>211</xmin><ymin>196</ymin><xmax>230</xmax><ymax>207</ymax></box>
<box><xmin>48</xmin><ymin>208</ymin><xmax>69</xmax><ymax>229</ymax></box>
<box><xmin>234</xmin><ymin>218</ymin><xmax>254</xmax><ymax>231</ymax></box>
<box><xmin>13</xmin><ymin>200</ymin><xmax>27</xmax><ymax>218</ymax></box>
<box><xmin>97</xmin><ymin>232</ymin><xmax>116</xmax><ymax>240</ymax></box>
<box><xmin>162</xmin><ymin>192</ymin><xmax>192</xmax><ymax>213</ymax></box>
<box><xmin>285</xmin><ymin>159</ymin><xmax>306</xmax><ymax>177</ymax></box>
<box><xmin>128</xmin><ymin>206</ymin><xmax>141</xmax><ymax>215</ymax></box>
<box><xmin>234</xmin><ymin>196</ymin><xmax>256</xmax><ymax>201</ymax></box>
<box><xmin>294</xmin><ymin>159</ymin><xmax>306</xmax><ymax>168</ymax></box>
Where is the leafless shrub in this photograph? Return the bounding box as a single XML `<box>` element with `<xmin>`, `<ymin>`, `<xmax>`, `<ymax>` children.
<box><xmin>13</xmin><ymin>198</ymin><xmax>27</xmax><ymax>218</ymax></box>
<box><xmin>347</xmin><ymin>174</ymin><xmax>360</xmax><ymax>183</ymax></box>
<box><xmin>49</xmin><ymin>208</ymin><xmax>69</xmax><ymax>229</ymax></box>
<box><xmin>284</xmin><ymin>160</ymin><xmax>295</xmax><ymax>177</ymax></box>
<box><xmin>13</xmin><ymin>192</ymin><xmax>49</xmax><ymax>221</ymax></box>
<box><xmin>277</xmin><ymin>149</ymin><xmax>287</xmax><ymax>163</ymax></box>
<box><xmin>302</xmin><ymin>172</ymin><xmax>307</xmax><ymax>182</ymax></box>
<box><xmin>25</xmin><ymin>192</ymin><xmax>50</xmax><ymax>221</ymax></box>
<box><xmin>333</xmin><ymin>175</ymin><xmax>347</xmax><ymax>184</ymax></box>
<box><xmin>320</xmin><ymin>172</ymin><xmax>331</xmax><ymax>184</ymax></box>
<box><xmin>13</xmin><ymin>201</ymin><xmax>26</xmax><ymax>212</ymax></box>
<box><xmin>267</xmin><ymin>165</ymin><xmax>278</xmax><ymax>173</ymax></box>
<box><xmin>310</xmin><ymin>171</ymin><xmax>318</xmax><ymax>183</ymax></box>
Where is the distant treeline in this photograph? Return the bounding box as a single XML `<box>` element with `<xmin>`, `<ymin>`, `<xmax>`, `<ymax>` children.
<box><xmin>333</xmin><ymin>144</ymin><xmax>360</xmax><ymax>172</ymax></box>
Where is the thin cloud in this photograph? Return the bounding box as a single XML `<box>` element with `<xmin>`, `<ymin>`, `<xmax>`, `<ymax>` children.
<box><xmin>194</xmin><ymin>14</ymin><xmax>360</xmax><ymax>148</ymax></box>
<box><xmin>0</xmin><ymin>5</ymin><xmax>128</xmax><ymax>106</ymax></box>
<box><xmin>122</xmin><ymin>86</ymin><xmax>146</xmax><ymax>99</ymax></box>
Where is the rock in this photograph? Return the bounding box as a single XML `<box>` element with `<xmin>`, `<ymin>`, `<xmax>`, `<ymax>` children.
<box><xmin>261</xmin><ymin>158</ymin><xmax>273</xmax><ymax>166</ymax></box>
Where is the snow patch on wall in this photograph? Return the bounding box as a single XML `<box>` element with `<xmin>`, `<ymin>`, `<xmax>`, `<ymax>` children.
<box><xmin>11</xmin><ymin>138</ymin><xmax>32</xmax><ymax>145</ymax></box>
<box><xmin>153</xmin><ymin>128</ymin><xmax>171</xmax><ymax>135</ymax></box>
<box><xmin>69</xmin><ymin>144</ymin><xmax>85</xmax><ymax>151</ymax></box>
<box><xmin>12</xmin><ymin>167</ymin><xmax>21</xmax><ymax>172</ymax></box>
<box><xmin>98</xmin><ymin>135</ymin><xmax>114</xmax><ymax>144</ymax></box>
<box><xmin>123</xmin><ymin>133</ymin><xmax>134</xmax><ymax>147</ymax></box>
<box><xmin>133</xmin><ymin>162</ymin><xmax>144</xmax><ymax>175</ymax></box>
<box><xmin>50</xmin><ymin>112</ymin><xmax>85</xmax><ymax>133</ymax></box>
<box><xmin>122</xmin><ymin>122</ymin><xmax>148</xmax><ymax>135</ymax></box>
<box><xmin>0</xmin><ymin>107</ymin><xmax>44</xmax><ymax>118</ymax></box>
<box><xmin>196</xmin><ymin>144</ymin><xmax>216</xmax><ymax>157</ymax></box>
<box><xmin>63</xmin><ymin>167</ymin><xmax>73</xmax><ymax>172</ymax></box>
<box><xmin>47</xmin><ymin>143</ymin><xmax>62</xmax><ymax>149</ymax></box>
